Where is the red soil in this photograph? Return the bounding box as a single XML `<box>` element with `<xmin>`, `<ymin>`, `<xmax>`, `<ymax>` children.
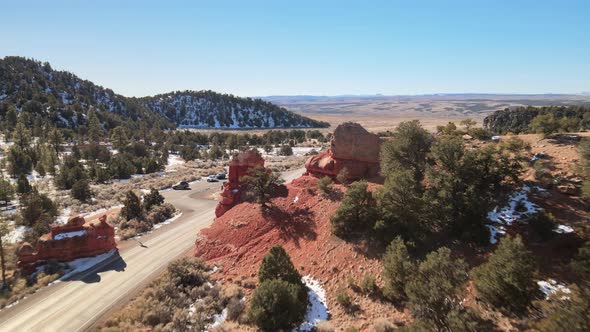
<box><xmin>194</xmin><ymin>176</ymin><xmax>410</xmax><ymax>330</ymax></box>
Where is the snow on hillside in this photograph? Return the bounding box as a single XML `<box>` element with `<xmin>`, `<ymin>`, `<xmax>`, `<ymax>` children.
<box><xmin>142</xmin><ymin>91</ymin><xmax>326</xmax><ymax>129</ymax></box>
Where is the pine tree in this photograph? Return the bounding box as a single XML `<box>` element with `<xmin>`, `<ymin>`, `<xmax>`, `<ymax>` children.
<box><xmin>16</xmin><ymin>174</ymin><xmax>32</xmax><ymax>195</ymax></box>
<box><xmin>0</xmin><ymin>177</ymin><xmax>15</xmax><ymax>206</ymax></box>
<box><xmin>71</xmin><ymin>179</ymin><xmax>92</xmax><ymax>202</ymax></box>
<box><xmin>88</xmin><ymin>111</ymin><xmax>102</xmax><ymax>142</ymax></box>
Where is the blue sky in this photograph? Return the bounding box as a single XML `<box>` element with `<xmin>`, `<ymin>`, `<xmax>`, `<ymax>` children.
<box><xmin>1</xmin><ymin>0</ymin><xmax>588</xmax><ymax>97</ymax></box>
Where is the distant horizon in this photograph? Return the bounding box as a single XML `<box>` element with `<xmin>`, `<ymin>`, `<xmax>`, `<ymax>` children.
<box><xmin>1</xmin><ymin>1</ymin><xmax>588</xmax><ymax>97</ymax></box>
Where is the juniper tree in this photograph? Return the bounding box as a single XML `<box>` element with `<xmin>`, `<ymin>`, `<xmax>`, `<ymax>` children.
<box><xmin>241</xmin><ymin>166</ymin><xmax>284</xmax><ymax>207</ymax></box>
<box><xmin>473</xmin><ymin>236</ymin><xmax>537</xmax><ymax>314</ymax></box>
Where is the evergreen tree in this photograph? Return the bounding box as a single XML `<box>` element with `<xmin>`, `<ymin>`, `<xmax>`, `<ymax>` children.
<box><xmin>375</xmin><ymin>170</ymin><xmax>425</xmax><ymax>243</ymax></box>
<box><xmin>121</xmin><ymin>190</ymin><xmax>142</xmax><ymax>221</ymax></box>
<box><xmin>473</xmin><ymin>236</ymin><xmax>537</xmax><ymax>314</ymax></box>
<box><xmin>71</xmin><ymin>179</ymin><xmax>92</xmax><ymax>202</ymax></box>
<box><xmin>382</xmin><ymin>236</ymin><xmax>414</xmax><ymax>301</ymax></box>
<box><xmin>48</xmin><ymin>127</ymin><xmax>64</xmax><ymax>153</ymax></box>
<box><xmin>258</xmin><ymin>245</ymin><xmax>303</xmax><ymax>286</ymax></box>
<box><xmin>110</xmin><ymin>126</ymin><xmax>129</xmax><ymax>149</ymax></box>
<box><xmin>405</xmin><ymin>247</ymin><xmax>468</xmax><ymax>331</ymax></box>
<box><xmin>248</xmin><ymin>279</ymin><xmax>307</xmax><ymax>331</ymax></box>
<box><xmin>12</xmin><ymin>120</ymin><xmax>31</xmax><ymax>148</ymax></box>
<box><xmin>0</xmin><ymin>177</ymin><xmax>15</xmax><ymax>206</ymax></box>
<box><xmin>143</xmin><ymin>188</ymin><xmax>164</xmax><ymax>211</ymax></box>
<box><xmin>380</xmin><ymin>120</ymin><xmax>433</xmax><ymax>183</ymax></box>
<box><xmin>241</xmin><ymin>166</ymin><xmax>284</xmax><ymax>207</ymax></box>
<box><xmin>330</xmin><ymin>180</ymin><xmax>376</xmax><ymax>237</ymax></box>
<box><xmin>16</xmin><ymin>174</ymin><xmax>32</xmax><ymax>195</ymax></box>
<box><xmin>6</xmin><ymin>145</ymin><xmax>32</xmax><ymax>177</ymax></box>
<box><xmin>88</xmin><ymin>111</ymin><xmax>102</xmax><ymax>142</ymax></box>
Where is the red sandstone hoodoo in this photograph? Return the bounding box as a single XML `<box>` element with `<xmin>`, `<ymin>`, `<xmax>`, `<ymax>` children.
<box><xmin>305</xmin><ymin>122</ymin><xmax>382</xmax><ymax>180</ymax></box>
<box><xmin>215</xmin><ymin>149</ymin><xmax>266</xmax><ymax>217</ymax></box>
<box><xmin>17</xmin><ymin>214</ymin><xmax>117</xmax><ymax>272</ymax></box>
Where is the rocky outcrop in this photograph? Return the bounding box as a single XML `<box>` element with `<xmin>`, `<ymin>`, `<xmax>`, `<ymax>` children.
<box><xmin>215</xmin><ymin>149</ymin><xmax>265</xmax><ymax>217</ymax></box>
<box><xmin>305</xmin><ymin>122</ymin><xmax>381</xmax><ymax>180</ymax></box>
<box><xmin>17</xmin><ymin>215</ymin><xmax>117</xmax><ymax>273</ymax></box>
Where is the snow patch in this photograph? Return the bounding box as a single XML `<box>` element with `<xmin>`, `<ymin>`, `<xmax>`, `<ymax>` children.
<box><xmin>296</xmin><ymin>275</ymin><xmax>329</xmax><ymax>332</ymax></box>
<box><xmin>537</xmin><ymin>279</ymin><xmax>571</xmax><ymax>300</ymax></box>
<box><xmin>59</xmin><ymin>249</ymin><xmax>117</xmax><ymax>281</ymax></box>
<box><xmin>294</xmin><ymin>196</ymin><xmax>299</xmax><ymax>203</ymax></box>
<box><xmin>486</xmin><ymin>186</ymin><xmax>542</xmax><ymax>244</ymax></box>
<box><xmin>554</xmin><ymin>224</ymin><xmax>574</xmax><ymax>234</ymax></box>
<box><xmin>53</xmin><ymin>230</ymin><xmax>87</xmax><ymax>241</ymax></box>
<box><xmin>6</xmin><ymin>225</ymin><xmax>30</xmax><ymax>244</ymax></box>
<box><xmin>210</xmin><ymin>307</ymin><xmax>228</xmax><ymax>328</ymax></box>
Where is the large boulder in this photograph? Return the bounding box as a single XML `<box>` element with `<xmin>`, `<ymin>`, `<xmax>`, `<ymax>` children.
<box><xmin>330</xmin><ymin>122</ymin><xmax>381</xmax><ymax>163</ymax></box>
<box><xmin>305</xmin><ymin>122</ymin><xmax>381</xmax><ymax>180</ymax></box>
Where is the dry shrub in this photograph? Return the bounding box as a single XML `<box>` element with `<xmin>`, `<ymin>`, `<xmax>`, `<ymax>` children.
<box><xmin>373</xmin><ymin>318</ymin><xmax>396</xmax><ymax>332</ymax></box>
<box><xmin>316</xmin><ymin>320</ymin><xmax>335</xmax><ymax>332</ymax></box>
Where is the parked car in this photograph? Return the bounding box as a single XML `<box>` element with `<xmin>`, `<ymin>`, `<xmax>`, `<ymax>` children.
<box><xmin>172</xmin><ymin>181</ymin><xmax>190</xmax><ymax>190</ymax></box>
<box><xmin>207</xmin><ymin>175</ymin><xmax>219</xmax><ymax>182</ymax></box>
<box><xmin>216</xmin><ymin>172</ymin><xmax>227</xmax><ymax>180</ymax></box>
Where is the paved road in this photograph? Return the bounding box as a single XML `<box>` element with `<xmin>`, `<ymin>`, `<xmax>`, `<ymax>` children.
<box><xmin>0</xmin><ymin>168</ymin><xmax>304</xmax><ymax>332</ymax></box>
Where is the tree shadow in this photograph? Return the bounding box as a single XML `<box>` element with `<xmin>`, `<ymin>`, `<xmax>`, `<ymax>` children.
<box><xmin>262</xmin><ymin>205</ymin><xmax>317</xmax><ymax>248</ymax></box>
<box><xmin>547</xmin><ymin>134</ymin><xmax>581</xmax><ymax>146</ymax></box>
<box><xmin>66</xmin><ymin>251</ymin><xmax>127</xmax><ymax>284</ymax></box>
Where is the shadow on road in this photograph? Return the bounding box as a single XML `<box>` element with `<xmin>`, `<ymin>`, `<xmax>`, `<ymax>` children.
<box><xmin>68</xmin><ymin>252</ymin><xmax>128</xmax><ymax>284</ymax></box>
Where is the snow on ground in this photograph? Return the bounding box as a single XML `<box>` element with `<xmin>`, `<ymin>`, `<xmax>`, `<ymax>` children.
<box><xmin>554</xmin><ymin>224</ymin><xmax>574</xmax><ymax>234</ymax></box>
<box><xmin>294</xmin><ymin>195</ymin><xmax>299</xmax><ymax>203</ymax></box>
<box><xmin>487</xmin><ymin>186</ymin><xmax>541</xmax><ymax>226</ymax></box>
<box><xmin>296</xmin><ymin>275</ymin><xmax>329</xmax><ymax>332</ymax></box>
<box><xmin>56</xmin><ymin>207</ymin><xmax>72</xmax><ymax>224</ymax></box>
<box><xmin>166</xmin><ymin>154</ymin><xmax>185</xmax><ymax>170</ymax></box>
<box><xmin>209</xmin><ymin>307</ymin><xmax>228</xmax><ymax>329</ymax></box>
<box><xmin>152</xmin><ymin>212</ymin><xmax>183</xmax><ymax>230</ymax></box>
<box><xmin>485</xmin><ymin>224</ymin><xmax>506</xmax><ymax>245</ymax></box>
<box><xmin>537</xmin><ymin>279</ymin><xmax>571</xmax><ymax>300</ymax></box>
<box><xmin>486</xmin><ymin>186</ymin><xmax>542</xmax><ymax>244</ymax></box>
<box><xmin>291</xmin><ymin>147</ymin><xmax>318</xmax><ymax>156</ymax></box>
<box><xmin>6</xmin><ymin>225</ymin><xmax>30</xmax><ymax>244</ymax></box>
<box><xmin>59</xmin><ymin>249</ymin><xmax>118</xmax><ymax>281</ymax></box>
<box><xmin>53</xmin><ymin>230</ymin><xmax>87</xmax><ymax>240</ymax></box>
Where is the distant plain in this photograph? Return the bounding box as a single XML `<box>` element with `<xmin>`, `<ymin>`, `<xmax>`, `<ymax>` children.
<box><xmin>266</xmin><ymin>94</ymin><xmax>590</xmax><ymax>132</ymax></box>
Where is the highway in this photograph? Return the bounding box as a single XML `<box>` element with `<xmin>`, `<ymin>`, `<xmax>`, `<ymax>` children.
<box><xmin>0</xmin><ymin>168</ymin><xmax>304</xmax><ymax>332</ymax></box>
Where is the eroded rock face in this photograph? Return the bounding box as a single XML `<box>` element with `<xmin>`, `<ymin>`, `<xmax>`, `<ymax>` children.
<box><xmin>330</xmin><ymin>122</ymin><xmax>381</xmax><ymax>163</ymax></box>
<box><xmin>305</xmin><ymin>122</ymin><xmax>381</xmax><ymax>180</ymax></box>
<box><xmin>215</xmin><ymin>149</ymin><xmax>265</xmax><ymax>217</ymax></box>
<box><xmin>17</xmin><ymin>215</ymin><xmax>117</xmax><ymax>273</ymax></box>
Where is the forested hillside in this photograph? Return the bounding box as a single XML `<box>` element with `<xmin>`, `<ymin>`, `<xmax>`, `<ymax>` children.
<box><xmin>484</xmin><ymin>105</ymin><xmax>590</xmax><ymax>134</ymax></box>
<box><xmin>0</xmin><ymin>56</ymin><xmax>327</xmax><ymax>130</ymax></box>
<box><xmin>140</xmin><ymin>90</ymin><xmax>328</xmax><ymax>129</ymax></box>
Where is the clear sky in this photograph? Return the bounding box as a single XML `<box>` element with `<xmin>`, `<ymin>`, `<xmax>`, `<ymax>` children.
<box><xmin>1</xmin><ymin>0</ymin><xmax>588</xmax><ymax>97</ymax></box>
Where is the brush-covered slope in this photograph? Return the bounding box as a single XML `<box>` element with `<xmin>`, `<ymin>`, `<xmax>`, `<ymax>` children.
<box><xmin>139</xmin><ymin>90</ymin><xmax>329</xmax><ymax>129</ymax></box>
<box><xmin>0</xmin><ymin>56</ymin><xmax>328</xmax><ymax>130</ymax></box>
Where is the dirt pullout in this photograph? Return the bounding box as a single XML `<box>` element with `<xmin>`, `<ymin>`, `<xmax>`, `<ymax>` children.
<box><xmin>194</xmin><ymin>176</ymin><xmax>409</xmax><ymax>330</ymax></box>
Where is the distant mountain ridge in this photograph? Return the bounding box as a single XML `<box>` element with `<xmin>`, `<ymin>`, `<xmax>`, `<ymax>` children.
<box><xmin>0</xmin><ymin>56</ymin><xmax>328</xmax><ymax>129</ymax></box>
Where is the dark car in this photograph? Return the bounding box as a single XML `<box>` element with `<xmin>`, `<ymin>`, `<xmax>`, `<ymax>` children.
<box><xmin>172</xmin><ymin>181</ymin><xmax>190</xmax><ymax>190</ymax></box>
<box><xmin>216</xmin><ymin>172</ymin><xmax>227</xmax><ymax>180</ymax></box>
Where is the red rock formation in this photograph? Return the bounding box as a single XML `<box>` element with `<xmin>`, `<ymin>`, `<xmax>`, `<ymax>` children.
<box><xmin>305</xmin><ymin>122</ymin><xmax>381</xmax><ymax>180</ymax></box>
<box><xmin>17</xmin><ymin>215</ymin><xmax>117</xmax><ymax>273</ymax></box>
<box><xmin>215</xmin><ymin>149</ymin><xmax>265</xmax><ymax>217</ymax></box>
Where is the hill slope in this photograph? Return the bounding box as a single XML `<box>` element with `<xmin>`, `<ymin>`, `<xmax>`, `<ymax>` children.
<box><xmin>0</xmin><ymin>56</ymin><xmax>328</xmax><ymax>130</ymax></box>
<box><xmin>140</xmin><ymin>90</ymin><xmax>328</xmax><ymax>129</ymax></box>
